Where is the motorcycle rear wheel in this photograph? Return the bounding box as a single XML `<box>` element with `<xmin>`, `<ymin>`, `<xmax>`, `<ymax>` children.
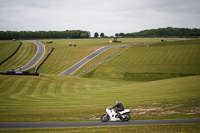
<box><xmin>101</xmin><ymin>114</ymin><xmax>110</xmax><ymax>122</ymax></box>
<box><xmin>120</xmin><ymin>113</ymin><xmax>130</xmax><ymax>122</ymax></box>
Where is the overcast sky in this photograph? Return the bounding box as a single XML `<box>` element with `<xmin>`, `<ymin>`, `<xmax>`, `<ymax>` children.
<box><xmin>0</xmin><ymin>0</ymin><xmax>200</xmax><ymax>36</ymax></box>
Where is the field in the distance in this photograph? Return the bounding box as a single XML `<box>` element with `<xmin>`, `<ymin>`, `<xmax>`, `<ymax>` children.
<box><xmin>37</xmin><ymin>38</ymin><xmax>179</xmax><ymax>75</ymax></box>
<box><xmin>0</xmin><ymin>38</ymin><xmax>199</xmax><ymax>123</ymax></box>
<box><xmin>83</xmin><ymin>39</ymin><xmax>200</xmax><ymax>81</ymax></box>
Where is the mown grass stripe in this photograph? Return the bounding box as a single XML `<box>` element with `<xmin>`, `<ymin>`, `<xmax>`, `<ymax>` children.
<box><xmin>0</xmin><ymin>77</ymin><xmax>14</xmax><ymax>94</ymax></box>
<box><xmin>0</xmin><ymin>42</ymin><xmax>22</xmax><ymax>66</ymax></box>
<box><xmin>0</xmin><ymin>41</ymin><xmax>20</xmax><ymax>62</ymax></box>
<box><xmin>11</xmin><ymin>42</ymin><xmax>31</xmax><ymax>68</ymax></box>
<box><xmin>0</xmin><ymin>78</ymin><xmax>24</xmax><ymax>100</ymax></box>
<box><xmin>24</xmin><ymin>79</ymin><xmax>40</xmax><ymax>98</ymax></box>
<box><xmin>39</xmin><ymin>80</ymin><xmax>53</xmax><ymax>99</ymax></box>
<box><xmin>30</xmin><ymin>80</ymin><xmax>46</xmax><ymax>99</ymax></box>
<box><xmin>11</xmin><ymin>78</ymin><xmax>38</xmax><ymax>99</ymax></box>
<box><xmin>46</xmin><ymin>83</ymin><xmax>58</xmax><ymax>98</ymax></box>
<box><xmin>60</xmin><ymin>83</ymin><xmax>71</xmax><ymax>96</ymax></box>
<box><xmin>6</xmin><ymin>41</ymin><xmax>28</xmax><ymax>66</ymax></box>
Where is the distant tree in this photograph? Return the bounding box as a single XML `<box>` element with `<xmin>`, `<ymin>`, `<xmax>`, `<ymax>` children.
<box><xmin>119</xmin><ymin>33</ymin><xmax>125</xmax><ymax>37</ymax></box>
<box><xmin>100</xmin><ymin>33</ymin><xmax>104</xmax><ymax>38</ymax></box>
<box><xmin>94</xmin><ymin>32</ymin><xmax>99</xmax><ymax>38</ymax></box>
<box><xmin>115</xmin><ymin>33</ymin><xmax>119</xmax><ymax>37</ymax></box>
<box><xmin>131</xmin><ymin>27</ymin><xmax>200</xmax><ymax>37</ymax></box>
<box><xmin>1</xmin><ymin>28</ymin><xmax>200</xmax><ymax>40</ymax></box>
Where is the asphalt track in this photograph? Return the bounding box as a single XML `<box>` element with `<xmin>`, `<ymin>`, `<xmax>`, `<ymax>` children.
<box><xmin>0</xmin><ymin>119</ymin><xmax>199</xmax><ymax>129</ymax></box>
<box><xmin>15</xmin><ymin>40</ymin><xmax>45</xmax><ymax>72</ymax></box>
<box><xmin>59</xmin><ymin>44</ymin><xmax>129</xmax><ymax>76</ymax></box>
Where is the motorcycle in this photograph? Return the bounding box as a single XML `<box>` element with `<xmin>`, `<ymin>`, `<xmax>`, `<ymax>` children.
<box><xmin>101</xmin><ymin>106</ymin><xmax>131</xmax><ymax>122</ymax></box>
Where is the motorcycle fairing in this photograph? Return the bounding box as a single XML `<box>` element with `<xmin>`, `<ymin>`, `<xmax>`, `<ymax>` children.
<box><xmin>119</xmin><ymin>109</ymin><xmax>131</xmax><ymax>114</ymax></box>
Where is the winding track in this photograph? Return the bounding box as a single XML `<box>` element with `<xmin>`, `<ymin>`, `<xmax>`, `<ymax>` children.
<box><xmin>15</xmin><ymin>40</ymin><xmax>45</xmax><ymax>72</ymax></box>
<box><xmin>59</xmin><ymin>44</ymin><xmax>129</xmax><ymax>76</ymax></box>
<box><xmin>0</xmin><ymin>119</ymin><xmax>199</xmax><ymax>129</ymax></box>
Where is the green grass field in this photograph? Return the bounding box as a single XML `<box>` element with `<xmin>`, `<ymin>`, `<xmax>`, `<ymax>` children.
<box><xmin>0</xmin><ymin>74</ymin><xmax>199</xmax><ymax>122</ymax></box>
<box><xmin>0</xmin><ymin>38</ymin><xmax>199</xmax><ymax>125</ymax></box>
<box><xmin>83</xmin><ymin>39</ymin><xmax>200</xmax><ymax>81</ymax></box>
<box><xmin>0</xmin><ymin>40</ymin><xmax>21</xmax><ymax>63</ymax></box>
<box><xmin>1</xmin><ymin>124</ymin><xmax>199</xmax><ymax>133</ymax></box>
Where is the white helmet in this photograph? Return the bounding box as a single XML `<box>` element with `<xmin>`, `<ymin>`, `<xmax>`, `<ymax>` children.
<box><xmin>116</xmin><ymin>100</ymin><xmax>120</xmax><ymax>105</ymax></box>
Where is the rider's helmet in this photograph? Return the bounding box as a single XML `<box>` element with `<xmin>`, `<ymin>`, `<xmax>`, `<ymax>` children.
<box><xmin>116</xmin><ymin>100</ymin><xmax>120</xmax><ymax>105</ymax></box>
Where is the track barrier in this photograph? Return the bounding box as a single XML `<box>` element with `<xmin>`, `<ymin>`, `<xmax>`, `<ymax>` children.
<box><xmin>34</xmin><ymin>47</ymin><xmax>54</xmax><ymax>73</ymax></box>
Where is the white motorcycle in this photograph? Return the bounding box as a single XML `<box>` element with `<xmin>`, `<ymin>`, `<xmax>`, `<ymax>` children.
<box><xmin>101</xmin><ymin>106</ymin><xmax>131</xmax><ymax>122</ymax></box>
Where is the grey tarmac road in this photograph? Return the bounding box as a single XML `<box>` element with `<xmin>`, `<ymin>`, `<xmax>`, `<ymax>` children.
<box><xmin>15</xmin><ymin>40</ymin><xmax>45</xmax><ymax>72</ymax></box>
<box><xmin>59</xmin><ymin>44</ymin><xmax>129</xmax><ymax>76</ymax></box>
<box><xmin>0</xmin><ymin>119</ymin><xmax>199</xmax><ymax>129</ymax></box>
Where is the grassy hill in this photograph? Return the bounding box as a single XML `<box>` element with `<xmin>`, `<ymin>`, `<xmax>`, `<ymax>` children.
<box><xmin>37</xmin><ymin>38</ymin><xmax>180</xmax><ymax>75</ymax></box>
<box><xmin>0</xmin><ymin>40</ymin><xmax>21</xmax><ymax>63</ymax></box>
<box><xmin>83</xmin><ymin>39</ymin><xmax>200</xmax><ymax>81</ymax></box>
<box><xmin>0</xmin><ymin>74</ymin><xmax>199</xmax><ymax>122</ymax></box>
<box><xmin>0</xmin><ymin>38</ymin><xmax>199</xmax><ymax>122</ymax></box>
<box><xmin>37</xmin><ymin>39</ymin><xmax>111</xmax><ymax>74</ymax></box>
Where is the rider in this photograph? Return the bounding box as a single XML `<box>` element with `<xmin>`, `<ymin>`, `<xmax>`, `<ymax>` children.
<box><xmin>111</xmin><ymin>100</ymin><xmax>124</xmax><ymax>117</ymax></box>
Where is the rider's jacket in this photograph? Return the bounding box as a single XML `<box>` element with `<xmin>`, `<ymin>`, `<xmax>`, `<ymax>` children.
<box><xmin>112</xmin><ymin>103</ymin><xmax>124</xmax><ymax>110</ymax></box>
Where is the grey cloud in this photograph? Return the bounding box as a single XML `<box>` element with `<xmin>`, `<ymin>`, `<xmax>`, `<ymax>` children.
<box><xmin>24</xmin><ymin>2</ymin><xmax>49</xmax><ymax>8</ymax></box>
<box><xmin>0</xmin><ymin>0</ymin><xmax>199</xmax><ymax>35</ymax></box>
<box><xmin>154</xmin><ymin>0</ymin><xmax>200</xmax><ymax>14</ymax></box>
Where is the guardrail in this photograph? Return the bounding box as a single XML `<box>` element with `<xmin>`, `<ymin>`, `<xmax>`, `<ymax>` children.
<box><xmin>34</xmin><ymin>47</ymin><xmax>54</xmax><ymax>73</ymax></box>
<box><xmin>0</xmin><ymin>72</ymin><xmax>39</xmax><ymax>76</ymax></box>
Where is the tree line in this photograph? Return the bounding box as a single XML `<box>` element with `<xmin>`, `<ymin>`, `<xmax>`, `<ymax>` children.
<box><xmin>0</xmin><ymin>30</ymin><xmax>90</xmax><ymax>40</ymax></box>
<box><xmin>1</xmin><ymin>27</ymin><xmax>200</xmax><ymax>40</ymax></box>
<box><xmin>115</xmin><ymin>27</ymin><xmax>200</xmax><ymax>38</ymax></box>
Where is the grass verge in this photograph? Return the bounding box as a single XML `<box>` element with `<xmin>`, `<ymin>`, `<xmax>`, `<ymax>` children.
<box><xmin>0</xmin><ymin>124</ymin><xmax>199</xmax><ymax>133</ymax></box>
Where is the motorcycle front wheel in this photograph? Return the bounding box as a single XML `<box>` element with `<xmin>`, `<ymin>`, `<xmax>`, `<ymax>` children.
<box><xmin>120</xmin><ymin>113</ymin><xmax>130</xmax><ymax>122</ymax></box>
<box><xmin>101</xmin><ymin>114</ymin><xmax>110</xmax><ymax>122</ymax></box>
